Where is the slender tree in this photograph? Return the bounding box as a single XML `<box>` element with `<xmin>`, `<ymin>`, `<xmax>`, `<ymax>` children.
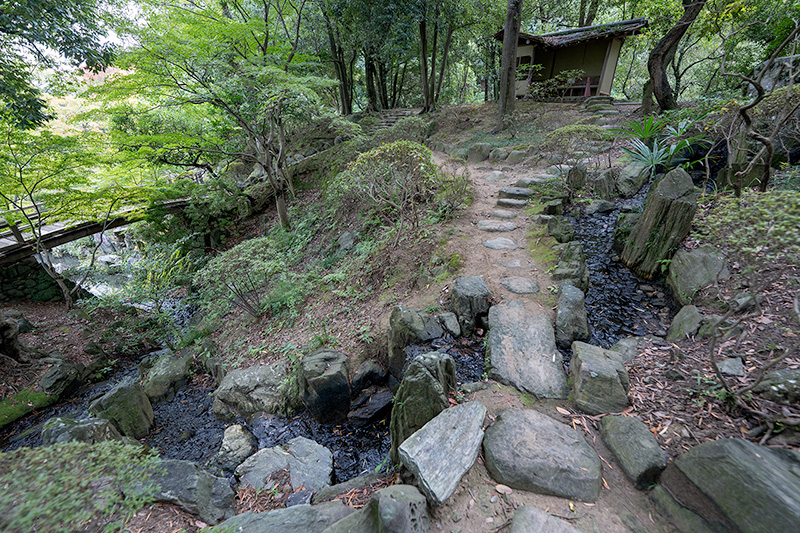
<box><xmin>497</xmin><ymin>0</ymin><xmax>523</xmax><ymax>129</ymax></box>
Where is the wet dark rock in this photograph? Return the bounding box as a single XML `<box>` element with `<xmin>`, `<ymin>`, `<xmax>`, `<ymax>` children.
<box><xmin>89</xmin><ymin>376</ymin><xmax>154</xmax><ymax>439</ymax></box>
<box><xmin>322</xmin><ymin>485</ymin><xmax>430</xmax><ymax>533</ymax></box>
<box><xmin>348</xmin><ymin>388</ymin><xmax>393</xmax><ymax>426</ymax></box>
<box><xmin>666</xmin><ymin>305</ymin><xmax>703</xmax><ymax>342</ymax></box>
<box><xmin>213</xmin><ymin>424</ymin><xmax>258</xmax><ymax>471</ymax></box>
<box><xmin>451</xmin><ymin>276</ymin><xmax>492</xmax><ymax>336</ymax></box>
<box><xmin>287</xmin><ymin>490</ymin><xmax>314</xmax><ymax>506</ymax></box>
<box><xmin>212</xmin><ymin>363</ymin><xmax>290</xmax><ymax>418</ymax></box>
<box><xmin>213</xmin><ymin>501</ymin><xmax>353</xmax><ymax>532</ymax></box>
<box><xmin>509</xmin><ymin>505</ymin><xmax>581</xmax><ymax>533</ymax></box>
<box><xmin>236</xmin><ymin>436</ymin><xmax>333</xmax><ymax>492</ymax></box>
<box><xmin>656</xmin><ymin>439</ymin><xmax>800</xmax><ymax>533</ymax></box>
<box><xmin>483</xmin><ymin>408</ymin><xmax>601</xmax><ymax>502</ymax></box>
<box><xmin>600</xmin><ymin>415</ymin><xmax>667</xmax><ymax>490</ymax></box>
<box><xmin>154</xmin><ymin>459</ymin><xmax>235</xmax><ymax>525</ymax></box>
<box><xmin>301</xmin><ymin>349</ymin><xmax>350</xmax><ymax>424</ymax></box>
<box><xmin>39</xmin><ymin>361</ymin><xmax>84</xmax><ymax>398</ymax></box>
<box><xmin>548</xmin><ymin>216</ymin><xmax>575</xmax><ymax>243</ymax></box>
<box><xmin>389</xmin><ymin>352</ymin><xmax>456</xmax><ymax>463</ymax></box>
<box><xmin>753</xmin><ymin>369</ymin><xmax>800</xmax><ymax>402</ymax></box>
<box><xmin>41</xmin><ymin>416</ymin><xmax>122</xmax><ymax>445</ymax></box>
<box><xmin>622</xmin><ymin>169</ymin><xmax>697</xmax><ymax>279</ymax></box>
<box><xmin>351</xmin><ymin>360</ymin><xmax>387</xmax><ymax>394</ymax></box>
<box><xmin>555</xmin><ymin>283</ymin><xmax>590</xmax><ymax>350</ymax></box>
<box><xmin>487</xmin><ymin>300</ymin><xmax>568</xmax><ymax>399</ymax></box>
<box><xmin>398</xmin><ymin>401</ymin><xmax>486</xmax><ymax>506</ymax></box>
<box><xmin>388</xmin><ymin>306</ymin><xmax>444</xmax><ymax>379</ymax></box>
<box><xmin>667</xmin><ymin>247</ymin><xmax>729</xmax><ymax>305</ymax></box>
<box><xmin>616</xmin><ymin>163</ymin><xmax>648</xmax><ymax>198</ymax></box>
<box><xmin>570</xmin><ymin>342</ymin><xmax>629</xmax><ymax>415</ymax></box>
<box><xmin>143</xmin><ymin>350</ymin><xmax>193</xmax><ymax>402</ymax></box>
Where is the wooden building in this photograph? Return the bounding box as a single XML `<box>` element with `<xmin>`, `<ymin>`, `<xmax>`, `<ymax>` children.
<box><xmin>495</xmin><ymin>18</ymin><xmax>648</xmax><ymax>99</ymax></box>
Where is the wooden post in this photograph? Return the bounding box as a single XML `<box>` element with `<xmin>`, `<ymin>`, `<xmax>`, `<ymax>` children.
<box><xmin>9</xmin><ymin>224</ymin><xmax>24</xmax><ymax>243</ymax></box>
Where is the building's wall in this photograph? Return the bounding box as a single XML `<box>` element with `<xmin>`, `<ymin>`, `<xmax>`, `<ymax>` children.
<box><xmin>516</xmin><ymin>39</ymin><xmax>616</xmax><ymax>96</ymax></box>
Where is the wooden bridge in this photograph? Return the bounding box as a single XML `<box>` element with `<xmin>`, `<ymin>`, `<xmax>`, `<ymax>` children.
<box><xmin>0</xmin><ymin>199</ymin><xmax>189</xmax><ymax>267</ymax></box>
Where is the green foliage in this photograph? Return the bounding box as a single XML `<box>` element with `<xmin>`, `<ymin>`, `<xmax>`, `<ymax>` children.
<box><xmin>543</xmin><ymin>124</ymin><xmax>609</xmax><ymax>163</ymax></box>
<box><xmin>695</xmin><ymin>190</ymin><xmax>800</xmax><ymax>271</ymax></box>
<box><xmin>610</xmin><ymin>116</ymin><xmax>666</xmax><ymax>146</ymax></box>
<box><xmin>528</xmin><ymin>69</ymin><xmax>587</xmax><ymax>101</ymax></box>
<box><xmin>0</xmin><ymin>441</ymin><xmax>161</xmax><ymax>532</ymax></box>
<box><xmin>0</xmin><ymin>389</ymin><xmax>57</xmax><ymax>429</ymax></box>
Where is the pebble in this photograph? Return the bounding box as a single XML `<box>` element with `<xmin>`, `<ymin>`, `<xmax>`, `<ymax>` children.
<box><xmin>490</xmin><ymin>495</ymin><xmax>498</xmax><ymax>503</ymax></box>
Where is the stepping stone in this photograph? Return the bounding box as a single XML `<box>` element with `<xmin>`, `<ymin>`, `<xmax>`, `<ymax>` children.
<box><xmin>483</xmin><ymin>408</ymin><xmax>601</xmax><ymax>501</ymax></box>
<box><xmin>486</xmin><ymin>300</ymin><xmax>568</xmax><ymax>398</ymax></box>
<box><xmin>477</xmin><ymin>220</ymin><xmax>516</xmax><ymax>232</ymax></box>
<box><xmin>498</xmin><ymin>187</ymin><xmax>535</xmax><ymax>200</ymax></box>
<box><xmin>599</xmin><ymin>415</ymin><xmax>667</xmax><ymax>490</ymax></box>
<box><xmin>490</xmin><ymin>209</ymin><xmax>518</xmax><ymax>219</ymax></box>
<box><xmin>497</xmin><ymin>198</ymin><xmax>528</xmax><ymax>209</ymax></box>
<box><xmin>500</xmin><ymin>277</ymin><xmax>539</xmax><ymax>294</ymax></box>
<box><xmin>509</xmin><ymin>506</ymin><xmax>580</xmax><ymax>533</ymax></box>
<box><xmin>398</xmin><ymin>401</ymin><xmax>487</xmax><ymax>506</ymax></box>
<box><xmin>506</xmin><ymin>150</ymin><xmax>527</xmax><ymax>164</ymax></box>
<box><xmin>498</xmin><ymin>258</ymin><xmax>526</xmax><ymax>269</ymax></box>
<box><xmin>597</xmin><ymin>109</ymin><xmax>620</xmax><ymax>115</ymax></box>
<box><xmin>515</xmin><ymin>176</ymin><xmax>550</xmax><ymax>188</ymax></box>
<box><xmin>484</xmin><ymin>171</ymin><xmax>508</xmax><ymax>182</ymax></box>
<box><xmin>483</xmin><ymin>238</ymin><xmax>519</xmax><ymax>250</ymax></box>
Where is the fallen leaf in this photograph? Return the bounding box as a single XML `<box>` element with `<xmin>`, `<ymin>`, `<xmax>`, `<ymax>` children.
<box><xmin>555</xmin><ymin>406</ymin><xmax>571</xmax><ymax>416</ymax></box>
<box><xmin>495</xmin><ymin>484</ymin><xmax>512</xmax><ymax>495</ymax></box>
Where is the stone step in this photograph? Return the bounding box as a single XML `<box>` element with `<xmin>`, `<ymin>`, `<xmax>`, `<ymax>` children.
<box><xmin>477</xmin><ymin>220</ymin><xmax>517</xmax><ymax>232</ymax></box>
<box><xmin>497</xmin><ymin>198</ymin><xmax>528</xmax><ymax>209</ymax></box>
<box><xmin>498</xmin><ymin>186</ymin><xmax>535</xmax><ymax>200</ymax></box>
<box><xmin>515</xmin><ymin>176</ymin><xmax>551</xmax><ymax>188</ymax></box>
<box><xmin>490</xmin><ymin>209</ymin><xmax>518</xmax><ymax>219</ymax></box>
<box><xmin>483</xmin><ymin>237</ymin><xmax>519</xmax><ymax>250</ymax></box>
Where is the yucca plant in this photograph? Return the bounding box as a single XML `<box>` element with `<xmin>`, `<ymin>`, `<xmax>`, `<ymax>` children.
<box><xmin>609</xmin><ymin>116</ymin><xmax>666</xmax><ymax>146</ymax></box>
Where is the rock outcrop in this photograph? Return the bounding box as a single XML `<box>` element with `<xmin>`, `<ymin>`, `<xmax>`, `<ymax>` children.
<box><xmin>555</xmin><ymin>283</ymin><xmax>590</xmax><ymax>349</ymax></box>
<box><xmin>667</xmin><ymin>246</ymin><xmax>730</xmax><ymax>305</ymax></box>
<box><xmin>450</xmin><ymin>277</ymin><xmax>492</xmax><ymax>335</ymax></box>
<box><xmin>212</xmin><ymin>363</ymin><xmax>290</xmax><ymax>418</ymax></box>
<box><xmin>600</xmin><ymin>415</ymin><xmax>667</xmax><ymax>489</ymax></box>
<box><xmin>300</xmin><ymin>349</ymin><xmax>350</xmax><ymax>423</ymax></box>
<box><xmin>236</xmin><ymin>436</ymin><xmax>333</xmax><ymax>493</ymax></box>
<box><xmin>387</xmin><ymin>306</ymin><xmax>444</xmax><ymax>379</ymax></box>
<box><xmin>89</xmin><ymin>376</ymin><xmax>154</xmax><ymax>439</ymax></box>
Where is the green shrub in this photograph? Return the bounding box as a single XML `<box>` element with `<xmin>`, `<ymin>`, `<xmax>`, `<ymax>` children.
<box><xmin>543</xmin><ymin>124</ymin><xmax>609</xmax><ymax>164</ymax></box>
<box><xmin>0</xmin><ymin>441</ymin><xmax>161</xmax><ymax>532</ymax></box>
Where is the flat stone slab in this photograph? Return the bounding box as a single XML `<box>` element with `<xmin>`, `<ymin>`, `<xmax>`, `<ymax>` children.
<box><xmin>497</xmin><ymin>198</ymin><xmax>528</xmax><ymax>208</ymax></box>
<box><xmin>500</xmin><ymin>277</ymin><xmax>539</xmax><ymax>294</ymax></box>
<box><xmin>497</xmin><ymin>258</ymin><xmax>526</xmax><ymax>269</ymax></box>
<box><xmin>600</xmin><ymin>415</ymin><xmax>667</xmax><ymax>490</ymax></box>
<box><xmin>498</xmin><ymin>187</ymin><xmax>535</xmax><ymax>200</ymax></box>
<box><xmin>484</xmin><ymin>171</ymin><xmax>508</xmax><ymax>182</ymax></box>
<box><xmin>398</xmin><ymin>401</ymin><xmax>487</xmax><ymax>506</ymax></box>
<box><xmin>235</xmin><ymin>436</ymin><xmax>332</xmax><ymax>492</ymax></box>
<box><xmin>483</xmin><ymin>238</ymin><xmax>520</xmax><ymax>250</ymax></box>
<box><xmin>509</xmin><ymin>506</ymin><xmax>581</xmax><ymax>533</ymax></box>
<box><xmin>477</xmin><ymin>220</ymin><xmax>517</xmax><ymax>232</ymax></box>
<box><xmin>515</xmin><ymin>176</ymin><xmax>550</xmax><ymax>188</ymax></box>
<box><xmin>486</xmin><ymin>300</ymin><xmax>569</xmax><ymax>399</ymax></box>
<box><xmin>490</xmin><ymin>209</ymin><xmax>518</xmax><ymax>219</ymax></box>
<box><xmin>483</xmin><ymin>408</ymin><xmax>601</xmax><ymax>502</ymax></box>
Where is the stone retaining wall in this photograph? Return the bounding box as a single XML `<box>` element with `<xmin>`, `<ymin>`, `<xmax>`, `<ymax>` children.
<box><xmin>0</xmin><ymin>258</ymin><xmax>65</xmax><ymax>302</ymax></box>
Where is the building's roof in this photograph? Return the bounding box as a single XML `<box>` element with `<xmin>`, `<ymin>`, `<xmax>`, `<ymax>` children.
<box><xmin>494</xmin><ymin>18</ymin><xmax>648</xmax><ymax>49</ymax></box>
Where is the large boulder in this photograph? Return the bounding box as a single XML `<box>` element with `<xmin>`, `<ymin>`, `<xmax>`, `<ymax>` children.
<box><xmin>212</xmin><ymin>363</ymin><xmax>290</xmax><ymax>418</ymax></box>
<box><xmin>212</xmin><ymin>502</ymin><xmax>354</xmax><ymax>532</ymax></box>
<box><xmin>153</xmin><ymin>459</ymin><xmax>235</xmax><ymax>525</ymax></box>
<box><xmin>451</xmin><ymin>277</ymin><xmax>492</xmax><ymax>335</ymax></box>
<box><xmin>509</xmin><ymin>506</ymin><xmax>581</xmax><ymax>533</ymax></box>
<box><xmin>547</xmin><ymin>216</ymin><xmax>575</xmax><ymax>243</ymax></box>
<box><xmin>551</xmin><ymin>241</ymin><xmax>589</xmax><ymax>293</ymax></box>
<box><xmin>570</xmin><ymin>342</ymin><xmax>629</xmax><ymax>415</ymax></box>
<box><xmin>616</xmin><ymin>162</ymin><xmax>648</xmax><ymax>198</ymax></box>
<box><xmin>321</xmin><ymin>485</ymin><xmax>430</xmax><ymax>533</ymax></box>
<box><xmin>555</xmin><ymin>283</ymin><xmax>590</xmax><ymax>349</ymax></box>
<box><xmin>655</xmin><ymin>439</ymin><xmax>800</xmax><ymax>533</ymax></box>
<box><xmin>398</xmin><ymin>401</ymin><xmax>486</xmax><ymax>506</ymax></box>
<box><xmin>486</xmin><ymin>301</ymin><xmax>569</xmax><ymax>399</ymax></box>
<box><xmin>667</xmin><ymin>247</ymin><xmax>730</xmax><ymax>305</ymax></box>
<box><xmin>389</xmin><ymin>352</ymin><xmax>456</xmax><ymax>463</ymax></box>
<box><xmin>467</xmin><ymin>142</ymin><xmax>492</xmax><ymax>162</ymax></box>
<box><xmin>387</xmin><ymin>306</ymin><xmax>444</xmax><ymax>380</ymax></box>
<box><xmin>236</xmin><ymin>436</ymin><xmax>333</xmax><ymax>493</ymax></box>
<box><xmin>752</xmin><ymin>369</ymin><xmax>800</xmax><ymax>403</ymax></box>
<box><xmin>599</xmin><ymin>415</ymin><xmax>667</xmax><ymax>490</ymax></box>
<box><xmin>483</xmin><ymin>408</ymin><xmax>602</xmax><ymax>502</ymax></box>
<box><xmin>567</xmin><ymin>162</ymin><xmax>588</xmax><ymax>190</ymax></box>
<box><xmin>592</xmin><ymin>168</ymin><xmax>618</xmax><ymax>200</ymax></box>
<box><xmin>213</xmin><ymin>424</ymin><xmax>258</xmax><ymax>471</ymax></box>
<box><xmin>621</xmin><ymin>168</ymin><xmax>697</xmax><ymax>279</ymax></box>
<box><xmin>666</xmin><ymin>305</ymin><xmax>703</xmax><ymax>342</ymax></box>
<box><xmin>89</xmin><ymin>376</ymin><xmax>154</xmax><ymax>439</ymax></box>
<box><xmin>142</xmin><ymin>350</ymin><xmax>193</xmax><ymax>402</ymax></box>
<box><xmin>41</xmin><ymin>416</ymin><xmax>122</xmax><ymax>445</ymax></box>
<box><xmin>300</xmin><ymin>349</ymin><xmax>350</xmax><ymax>423</ymax></box>
<box><xmin>0</xmin><ymin>316</ymin><xmax>30</xmax><ymax>363</ymax></box>
<box><xmin>350</xmin><ymin>360</ymin><xmax>387</xmax><ymax>393</ymax></box>
<box><xmin>39</xmin><ymin>361</ymin><xmax>84</xmax><ymax>398</ymax></box>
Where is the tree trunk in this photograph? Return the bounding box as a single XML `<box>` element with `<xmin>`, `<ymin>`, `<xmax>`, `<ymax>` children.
<box><xmin>365</xmin><ymin>49</ymin><xmax>380</xmax><ymax>112</ymax></box>
<box><xmin>647</xmin><ymin>0</ymin><xmax>706</xmax><ymax>111</ymax></box>
<box><xmin>434</xmin><ymin>24</ymin><xmax>455</xmax><ymax>105</ymax></box>
<box><xmin>497</xmin><ymin>0</ymin><xmax>523</xmax><ymax>130</ymax></box>
<box><xmin>420</xmin><ymin>19</ymin><xmax>431</xmax><ymax>111</ymax></box>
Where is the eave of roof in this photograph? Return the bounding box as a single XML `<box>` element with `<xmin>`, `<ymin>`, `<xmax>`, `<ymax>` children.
<box><xmin>494</xmin><ymin>17</ymin><xmax>648</xmax><ymax>49</ymax></box>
